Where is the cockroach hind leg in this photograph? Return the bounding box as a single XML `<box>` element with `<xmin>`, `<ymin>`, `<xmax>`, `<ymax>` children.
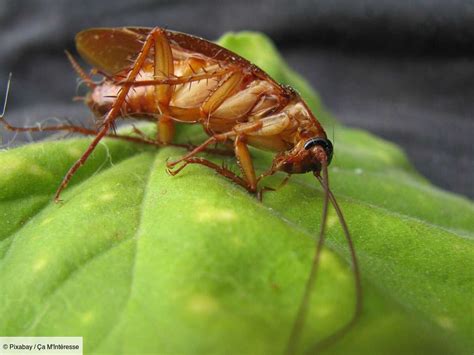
<box><xmin>48</xmin><ymin>28</ymin><xmax>160</xmax><ymax>201</ymax></box>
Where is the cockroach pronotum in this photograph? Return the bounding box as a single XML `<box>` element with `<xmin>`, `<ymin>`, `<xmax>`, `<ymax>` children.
<box><xmin>0</xmin><ymin>27</ymin><xmax>362</xmax><ymax>354</ymax></box>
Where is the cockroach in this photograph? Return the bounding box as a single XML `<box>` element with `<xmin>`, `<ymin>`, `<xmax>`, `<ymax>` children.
<box><xmin>0</xmin><ymin>27</ymin><xmax>362</xmax><ymax>354</ymax></box>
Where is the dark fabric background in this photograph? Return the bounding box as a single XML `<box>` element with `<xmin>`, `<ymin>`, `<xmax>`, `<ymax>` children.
<box><xmin>1</xmin><ymin>0</ymin><xmax>473</xmax><ymax>198</ymax></box>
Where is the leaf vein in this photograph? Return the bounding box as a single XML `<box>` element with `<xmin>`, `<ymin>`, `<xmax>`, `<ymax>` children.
<box><xmin>91</xmin><ymin>153</ymin><xmax>159</xmax><ymax>352</ymax></box>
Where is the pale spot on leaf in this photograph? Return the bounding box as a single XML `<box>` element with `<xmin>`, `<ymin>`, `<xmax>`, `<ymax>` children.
<box><xmin>319</xmin><ymin>250</ymin><xmax>331</xmax><ymax>266</ymax></box>
<box><xmin>313</xmin><ymin>304</ymin><xmax>333</xmax><ymax>318</ymax></box>
<box><xmin>33</xmin><ymin>257</ymin><xmax>48</xmax><ymax>272</ymax></box>
<box><xmin>188</xmin><ymin>294</ymin><xmax>219</xmax><ymax>315</ymax></box>
<box><xmin>81</xmin><ymin>311</ymin><xmax>95</xmax><ymax>324</ymax></box>
<box><xmin>1</xmin><ymin>159</ymin><xmax>25</xmax><ymax>179</ymax></box>
<box><xmin>436</xmin><ymin>315</ymin><xmax>454</xmax><ymax>330</ymax></box>
<box><xmin>231</xmin><ymin>235</ymin><xmax>244</xmax><ymax>248</ymax></box>
<box><xmin>326</xmin><ymin>214</ymin><xmax>338</xmax><ymax>229</ymax></box>
<box><xmin>67</xmin><ymin>147</ymin><xmax>83</xmax><ymax>158</ymax></box>
<box><xmin>99</xmin><ymin>192</ymin><xmax>117</xmax><ymax>201</ymax></box>
<box><xmin>81</xmin><ymin>202</ymin><xmax>93</xmax><ymax>210</ymax></box>
<box><xmin>196</xmin><ymin>207</ymin><xmax>237</xmax><ymax>222</ymax></box>
<box><xmin>40</xmin><ymin>217</ymin><xmax>54</xmax><ymax>226</ymax></box>
<box><xmin>28</xmin><ymin>164</ymin><xmax>48</xmax><ymax>177</ymax></box>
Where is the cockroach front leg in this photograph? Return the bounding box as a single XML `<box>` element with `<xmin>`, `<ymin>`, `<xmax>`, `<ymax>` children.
<box><xmin>167</xmin><ymin>157</ymin><xmax>255</xmax><ymax>194</ymax></box>
<box><xmin>167</xmin><ymin>119</ymin><xmax>266</xmax><ymax>195</ymax></box>
<box><xmin>167</xmin><ymin>133</ymin><xmax>262</xmax><ymax>196</ymax></box>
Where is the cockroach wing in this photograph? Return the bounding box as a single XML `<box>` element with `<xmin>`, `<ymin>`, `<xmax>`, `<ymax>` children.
<box><xmin>76</xmin><ymin>27</ymin><xmax>276</xmax><ymax>82</ymax></box>
<box><xmin>76</xmin><ymin>28</ymin><xmax>146</xmax><ymax>75</ymax></box>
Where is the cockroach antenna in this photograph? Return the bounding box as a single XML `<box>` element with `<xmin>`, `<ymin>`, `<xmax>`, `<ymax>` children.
<box><xmin>332</xmin><ymin>125</ymin><xmax>335</xmax><ymax>147</ymax></box>
<box><xmin>310</xmin><ymin>176</ymin><xmax>363</xmax><ymax>353</ymax></box>
<box><xmin>1</xmin><ymin>73</ymin><xmax>12</xmax><ymax>119</ymax></box>
<box><xmin>332</xmin><ymin>125</ymin><xmax>336</xmax><ymax>160</ymax></box>
<box><xmin>285</xmin><ymin>154</ymin><xmax>362</xmax><ymax>354</ymax></box>
<box><xmin>285</xmin><ymin>163</ymin><xmax>331</xmax><ymax>355</ymax></box>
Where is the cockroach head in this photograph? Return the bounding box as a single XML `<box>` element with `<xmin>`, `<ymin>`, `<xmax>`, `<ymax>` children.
<box><xmin>304</xmin><ymin>137</ymin><xmax>333</xmax><ymax>164</ymax></box>
<box><xmin>272</xmin><ymin>136</ymin><xmax>333</xmax><ymax>175</ymax></box>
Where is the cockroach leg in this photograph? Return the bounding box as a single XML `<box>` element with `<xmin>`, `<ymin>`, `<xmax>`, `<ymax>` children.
<box><xmin>256</xmin><ymin>186</ymin><xmax>275</xmax><ymax>201</ymax></box>
<box><xmin>167</xmin><ymin>120</ymin><xmax>264</xmax><ymax>192</ymax></box>
<box><xmin>157</xmin><ymin>114</ymin><xmax>174</xmax><ymax>144</ymax></box>
<box><xmin>168</xmin><ymin>133</ymin><xmax>264</xmax><ymax>196</ymax></box>
<box><xmin>114</xmin><ymin>69</ymin><xmax>228</xmax><ymax>87</ymax></box>
<box><xmin>53</xmin><ymin>27</ymin><xmax>165</xmax><ymax>202</ymax></box>
<box><xmin>166</xmin><ymin>131</ymin><xmax>257</xmax><ymax>194</ymax></box>
<box><xmin>256</xmin><ymin>174</ymin><xmax>291</xmax><ymax>201</ymax></box>
<box><xmin>234</xmin><ymin>135</ymin><xmax>257</xmax><ymax>192</ymax></box>
<box><xmin>195</xmin><ymin>143</ymin><xmax>234</xmax><ymax>157</ymax></box>
<box><xmin>0</xmin><ymin>114</ymin><xmax>98</xmax><ymax>135</ymax></box>
<box><xmin>153</xmin><ymin>28</ymin><xmax>174</xmax><ymax>108</ymax></box>
<box><xmin>201</xmin><ymin>71</ymin><xmax>243</xmax><ymax>119</ymax></box>
<box><xmin>167</xmin><ymin>157</ymin><xmax>255</xmax><ymax>194</ymax></box>
<box><xmin>0</xmin><ymin>113</ymin><xmax>234</xmax><ymax>157</ymax></box>
<box><xmin>174</xmin><ymin>142</ymin><xmax>234</xmax><ymax>156</ymax></box>
<box><xmin>166</xmin><ymin>132</ymin><xmax>232</xmax><ymax>168</ymax></box>
<box><xmin>129</xmin><ymin>123</ymin><xmax>232</xmax><ymax>155</ymax></box>
<box><xmin>257</xmin><ymin>173</ymin><xmax>292</xmax><ymax>200</ymax></box>
<box><xmin>166</xmin><ymin>118</ymin><xmax>263</xmax><ymax>168</ymax></box>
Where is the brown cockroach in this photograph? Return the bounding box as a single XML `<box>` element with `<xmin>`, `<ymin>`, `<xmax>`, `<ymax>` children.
<box><xmin>0</xmin><ymin>27</ymin><xmax>361</xmax><ymax>354</ymax></box>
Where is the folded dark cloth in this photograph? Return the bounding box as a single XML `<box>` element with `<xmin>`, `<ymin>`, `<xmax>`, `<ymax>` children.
<box><xmin>0</xmin><ymin>0</ymin><xmax>472</xmax><ymax>197</ymax></box>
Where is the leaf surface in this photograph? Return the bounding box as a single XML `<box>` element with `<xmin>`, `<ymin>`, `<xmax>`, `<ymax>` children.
<box><xmin>0</xmin><ymin>32</ymin><xmax>472</xmax><ymax>355</ymax></box>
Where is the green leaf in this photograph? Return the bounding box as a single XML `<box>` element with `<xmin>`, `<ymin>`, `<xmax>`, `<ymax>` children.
<box><xmin>1</xmin><ymin>32</ymin><xmax>472</xmax><ymax>355</ymax></box>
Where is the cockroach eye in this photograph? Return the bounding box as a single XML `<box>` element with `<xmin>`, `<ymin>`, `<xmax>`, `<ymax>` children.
<box><xmin>304</xmin><ymin>137</ymin><xmax>333</xmax><ymax>164</ymax></box>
